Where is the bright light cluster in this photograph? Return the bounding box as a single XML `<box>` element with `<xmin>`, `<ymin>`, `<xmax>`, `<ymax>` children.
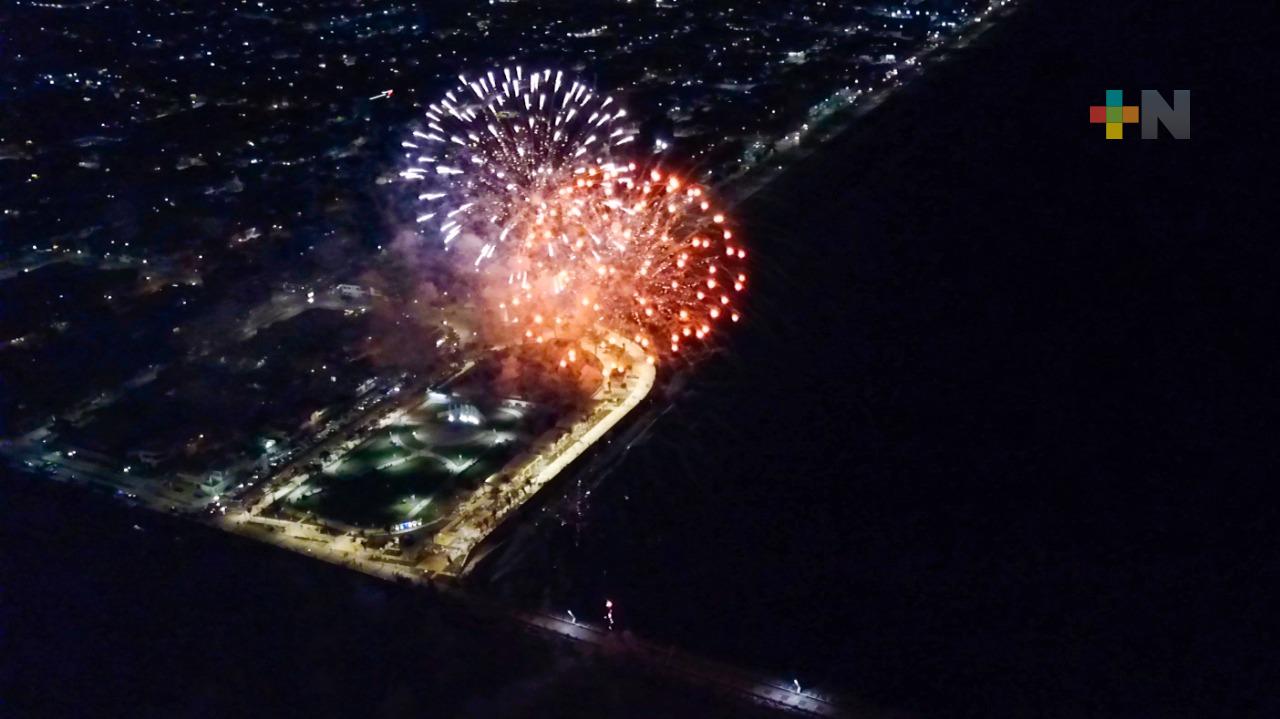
<box><xmin>403</xmin><ymin>67</ymin><xmax>745</xmax><ymax>366</ymax></box>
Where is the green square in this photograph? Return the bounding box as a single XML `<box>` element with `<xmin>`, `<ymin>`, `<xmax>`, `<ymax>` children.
<box><xmin>1106</xmin><ymin>106</ymin><xmax>1123</xmax><ymax>123</ymax></box>
<box><xmin>1106</xmin><ymin>89</ymin><xmax>1123</xmax><ymax>107</ymax></box>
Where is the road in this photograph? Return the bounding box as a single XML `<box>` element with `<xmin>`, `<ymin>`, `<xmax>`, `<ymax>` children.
<box><xmin>719</xmin><ymin>0</ymin><xmax>1016</xmax><ymax>209</ymax></box>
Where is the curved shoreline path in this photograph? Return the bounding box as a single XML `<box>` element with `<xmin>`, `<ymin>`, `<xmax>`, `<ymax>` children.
<box><xmin>429</xmin><ymin>334</ymin><xmax>657</xmax><ymax>575</ymax></box>
<box><xmin>215</xmin><ymin>335</ymin><xmax>654</xmax><ymax>578</ymax></box>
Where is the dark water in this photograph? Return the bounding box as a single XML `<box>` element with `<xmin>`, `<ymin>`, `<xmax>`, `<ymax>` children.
<box><xmin>484</xmin><ymin>2</ymin><xmax>1277</xmax><ymax>717</ymax></box>
<box><xmin>1</xmin><ymin>476</ymin><xmax>781</xmax><ymax>719</ymax></box>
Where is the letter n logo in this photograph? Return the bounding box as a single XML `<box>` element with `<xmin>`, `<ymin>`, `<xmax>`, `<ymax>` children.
<box><xmin>1140</xmin><ymin>90</ymin><xmax>1191</xmax><ymax>140</ymax></box>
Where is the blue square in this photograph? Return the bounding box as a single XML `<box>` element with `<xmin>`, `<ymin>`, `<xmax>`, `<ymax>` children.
<box><xmin>1106</xmin><ymin>89</ymin><xmax>1124</xmax><ymax>107</ymax></box>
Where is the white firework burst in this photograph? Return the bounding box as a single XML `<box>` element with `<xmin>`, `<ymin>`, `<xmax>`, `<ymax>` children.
<box><xmin>401</xmin><ymin>66</ymin><xmax>639</xmax><ymax>267</ymax></box>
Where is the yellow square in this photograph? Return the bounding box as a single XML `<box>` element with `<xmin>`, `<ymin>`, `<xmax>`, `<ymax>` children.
<box><xmin>1106</xmin><ymin>123</ymin><xmax>1123</xmax><ymax>140</ymax></box>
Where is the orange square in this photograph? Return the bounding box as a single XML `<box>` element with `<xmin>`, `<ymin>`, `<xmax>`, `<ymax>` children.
<box><xmin>1122</xmin><ymin>106</ymin><xmax>1139</xmax><ymax>123</ymax></box>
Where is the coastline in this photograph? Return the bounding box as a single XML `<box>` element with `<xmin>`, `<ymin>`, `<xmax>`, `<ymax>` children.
<box><xmin>3</xmin><ymin>4</ymin><xmax>1027</xmax><ymax>716</ymax></box>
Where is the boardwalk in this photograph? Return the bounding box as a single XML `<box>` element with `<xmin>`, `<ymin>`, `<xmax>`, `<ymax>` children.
<box><xmin>506</xmin><ymin>605</ymin><xmax>855</xmax><ymax>717</ymax></box>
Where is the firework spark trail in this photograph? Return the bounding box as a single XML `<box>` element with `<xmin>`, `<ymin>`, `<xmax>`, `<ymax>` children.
<box><xmin>402</xmin><ymin>66</ymin><xmax>639</xmax><ymax>267</ymax></box>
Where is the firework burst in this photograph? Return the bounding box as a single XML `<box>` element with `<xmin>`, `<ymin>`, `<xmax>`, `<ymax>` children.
<box><xmin>487</xmin><ymin>162</ymin><xmax>747</xmax><ymax>364</ymax></box>
<box><xmin>400</xmin><ymin>67</ymin><xmax>745</xmax><ymax>369</ymax></box>
<box><xmin>401</xmin><ymin>66</ymin><xmax>639</xmax><ymax>267</ymax></box>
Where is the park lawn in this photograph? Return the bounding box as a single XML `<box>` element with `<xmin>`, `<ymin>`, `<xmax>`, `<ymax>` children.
<box><xmin>293</xmin><ymin>433</ymin><xmax>519</xmax><ymax>529</ymax></box>
<box><xmin>288</xmin><ymin>395</ymin><xmax>548</xmax><ymax>529</ymax></box>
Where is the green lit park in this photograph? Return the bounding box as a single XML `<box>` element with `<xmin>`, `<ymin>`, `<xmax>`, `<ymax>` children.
<box><xmin>284</xmin><ymin>390</ymin><xmax>546</xmax><ymax>531</ymax></box>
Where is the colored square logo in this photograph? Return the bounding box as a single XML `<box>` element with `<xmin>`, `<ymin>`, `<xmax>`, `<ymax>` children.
<box><xmin>1090</xmin><ymin>91</ymin><xmax>1140</xmax><ymax>138</ymax></box>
